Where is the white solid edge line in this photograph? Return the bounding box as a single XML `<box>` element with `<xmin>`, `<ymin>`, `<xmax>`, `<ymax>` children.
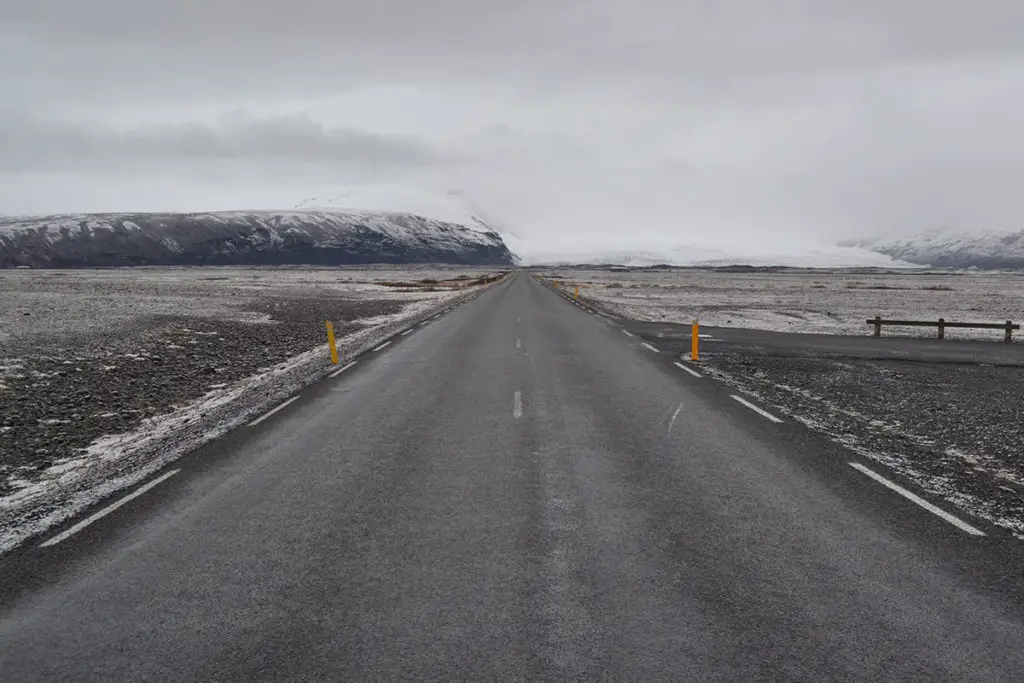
<box><xmin>329</xmin><ymin>360</ymin><xmax>358</xmax><ymax>378</ymax></box>
<box><xmin>673</xmin><ymin>361</ymin><xmax>702</xmax><ymax>378</ymax></box>
<box><xmin>248</xmin><ymin>395</ymin><xmax>301</xmax><ymax>426</ymax></box>
<box><xmin>40</xmin><ymin>469</ymin><xmax>181</xmax><ymax>547</ymax></box>
<box><xmin>730</xmin><ymin>395</ymin><xmax>783</xmax><ymax>423</ymax></box>
<box><xmin>513</xmin><ymin>390</ymin><xmax>523</xmax><ymax>418</ymax></box>
<box><xmin>373</xmin><ymin>340</ymin><xmax>392</xmax><ymax>351</ymax></box>
<box><xmin>401</xmin><ymin>328</ymin><xmax>414</xmax><ymax>336</ymax></box>
<box><xmin>419</xmin><ymin>320</ymin><xmax>430</xmax><ymax>327</ymax></box>
<box><xmin>641</xmin><ymin>342</ymin><xmax>660</xmax><ymax>353</ymax></box>
<box><xmin>622</xmin><ymin>330</ymin><xmax>635</xmax><ymax>337</ymax></box>
<box><xmin>848</xmin><ymin>462</ymin><xmax>985</xmax><ymax>536</ymax></box>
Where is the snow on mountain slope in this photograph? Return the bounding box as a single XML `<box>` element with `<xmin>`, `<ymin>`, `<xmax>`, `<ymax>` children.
<box><xmin>848</xmin><ymin>229</ymin><xmax>1024</xmax><ymax>269</ymax></box>
<box><xmin>291</xmin><ymin>185</ymin><xmax>498</xmax><ymax>235</ymax></box>
<box><xmin>0</xmin><ymin>210</ymin><xmax>515</xmax><ymax>268</ymax></box>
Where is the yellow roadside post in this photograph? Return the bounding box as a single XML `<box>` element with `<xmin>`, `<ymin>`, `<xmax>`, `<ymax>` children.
<box><xmin>574</xmin><ymin>286</ymin><xmax>579</xmax><ymax>300</ymax></box>
<box><xmin>691</xmin><ymin>320</ymin><xmax>699</xmax><ymax>361</ymax></box>
<box><xmin>554</xmin><ymin>280</ymin><xmax>559</xmax><ymax>288</ymax></box>
<box><xmin>325</xmin><ymin>321</ymin><xmax>339</xmax><ymax>365</ymax></box>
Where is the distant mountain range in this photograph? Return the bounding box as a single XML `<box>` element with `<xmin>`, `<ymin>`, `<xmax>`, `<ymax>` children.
<box><xmin>0</xmin><ymin>210</ymin><xmax>516</xmax><ymax>268</ymax></box>
<box><xmin>846</xmin><ymin>230</ymin><xmax>1024</xmax><ymax>269</ymax></box>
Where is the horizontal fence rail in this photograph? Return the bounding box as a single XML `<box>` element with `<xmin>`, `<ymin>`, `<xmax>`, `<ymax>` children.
<box><xmin>867</xmin><ymin>317</ymin><xmax>1020</xmax><ymax>342</ymax></box>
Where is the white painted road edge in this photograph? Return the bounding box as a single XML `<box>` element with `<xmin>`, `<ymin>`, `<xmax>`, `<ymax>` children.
<box><xmin>848</xmin><ymin>462</ymin><xmax>985</xmax><ymax>536</ymax></box>
<box><xmin>373</xmin><ymin>341</ymin><xmax>392</xmax><ymax>352</ymax></box>
<box><xmin>622</xmin><ymin>330</ymin><xmax>635</xmax><ymax>337</ymax></box>
<box><xmin>401</xmin><ymin>328</ymin><xmax>414</xmax><ymax>336</ymax></box>
<box><xmin>40</xmin><ymin>469</ymin><xmax>181</xmax><ymax>547</ymax></box>
<box><xmin>248</xmin><ymin>396</ymin><xmax>301</xmax><ymax>427</ymax></box>
<box><xmin>513</xmin><ymin>391</ymin><xmax>523</xmax><ymax>419</ymax></box>
<box><xmin>329</xmin><ymin>360</ymin><xmax>358</xmax><ymax>378</ymax></box>
<box><xmin>673</xmin><ymin>361</ymin><xmax>703</xmax><ymax>378</ymax></box>
<box><xmin>730</xmin><ymin>395</ymin><xmax>783</xmax><ymax>423</ymax></box>
<box><xmin>641</xmin><ymin>342</ymin><xmax>660</xmax><ymax>353</ymax></box>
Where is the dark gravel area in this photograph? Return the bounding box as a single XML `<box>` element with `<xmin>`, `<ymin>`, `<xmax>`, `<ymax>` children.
<box><xmin>0</xmin><ymin>295</ymin><xmax>402</xmax><ymax>497</ymax></box>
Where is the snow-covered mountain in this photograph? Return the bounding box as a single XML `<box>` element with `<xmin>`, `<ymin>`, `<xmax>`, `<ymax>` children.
<box><xmin>0</xmin><ymin>209</ymin><xmax>515</xmax><ymax>268</ymax></box>
<box><xmin>847</xmin><ymin>230</ymin><xmax>1024</xmax><ymax>269</ymax></box>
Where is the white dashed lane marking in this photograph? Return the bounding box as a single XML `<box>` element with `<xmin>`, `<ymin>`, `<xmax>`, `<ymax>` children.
<box><xmin>848</xmin><ymin>462</ymin><xmax>985</xmax><ymax>536</ymax></box>
<box><xmin>730</xmin><ymin>395</ymin><xmax>783</xmax><ymax>423</ymax></box>
<box><xmin>40</xmin><ymin>469</ymin><xmax>181</xmax><ymax>547</ymax></box>
<box><xmin>673</xmin><ymin>361</ymin><xmax>702</xmax><ymax>378</ymax></box>
<box><xmin>248</xmin><ymin>396</ymin><xmax>301</xmax><ymax>427</ymax></box>
<box><xmin>329</xmin><ymin>361</ymin><xmax>357</xmax><ymax>378</ymax></box>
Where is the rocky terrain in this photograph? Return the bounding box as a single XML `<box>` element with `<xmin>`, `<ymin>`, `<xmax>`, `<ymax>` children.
<box><xmin>0</xmin><ymin>210</ymin><xmax>515</xmax><ymax>268</ymax></box>
<box><xmin>0</xmin><ymin>266</ymin><xmax>503</xmax><ymax>551</ymax></box>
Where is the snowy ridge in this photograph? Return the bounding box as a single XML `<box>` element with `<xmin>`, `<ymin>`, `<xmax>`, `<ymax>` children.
<box><xmin>0</xmin><ymin>209</ymin><xmax>515</xmax><ymax>268</ymax></box>
<box><xmin>848</xmin><ymin>229</ymin><xmax>1024</xmax><ymax>269</ymax></box>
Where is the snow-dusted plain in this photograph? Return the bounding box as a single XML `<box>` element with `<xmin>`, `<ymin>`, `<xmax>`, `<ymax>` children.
<box><xmin>558</xmin><ymin>268</ymin><xmax>1024</xmax><ymax>339</ymax></box>
<box><xmin>0</xmin><ymin>266</ymin><xmax>502</xmax><ymax>552</ymax></box>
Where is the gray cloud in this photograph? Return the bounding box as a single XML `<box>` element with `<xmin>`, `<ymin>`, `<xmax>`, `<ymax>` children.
<box><xmin>3</xmin><ymin>0</ymin><xmax>1024</xmax><ymax>251</ymax></box>
<box><xmin>0</xmin><ymin>111</ymin><xmax>442</xmax><ymax>170</ymax></box>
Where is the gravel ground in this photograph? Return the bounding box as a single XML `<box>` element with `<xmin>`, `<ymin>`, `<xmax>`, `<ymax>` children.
<box><xmin>700</xmin><ymin>352</ymin><xmax>1024</xmax><ymax>536</ymax></box>
<box><xmin>0</xmin><ymin>266</ymin><xmax>503</xmax><ymax>550</ymax></box>
<box><xmin>547</xmin><ymin>268</ymin><xmax>1024</xmax><ymax>339</ymax></box>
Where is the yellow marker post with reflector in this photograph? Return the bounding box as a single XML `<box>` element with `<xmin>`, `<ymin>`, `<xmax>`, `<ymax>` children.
<box><xmin>325</xmin><ymin>321</ymin><xmax>339</xmax><ymax>365</ymax></box>
<box><xmin>691</xmin><ymin>320</ymin><xmax>699</xmax><ymax>361</ymax></box>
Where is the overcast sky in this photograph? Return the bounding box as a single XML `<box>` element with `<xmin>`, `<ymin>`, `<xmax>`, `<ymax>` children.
<box><xmin>3</xmin><ymin>1</ymin><xmax>1024</xmax><ymax>251</ymax></box>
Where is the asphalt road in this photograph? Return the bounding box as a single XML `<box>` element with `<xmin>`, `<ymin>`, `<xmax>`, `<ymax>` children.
<box><xmin>3</xmin><ymin>272</ymin><xmax>1024</xmax><ymax>681</ymax></box>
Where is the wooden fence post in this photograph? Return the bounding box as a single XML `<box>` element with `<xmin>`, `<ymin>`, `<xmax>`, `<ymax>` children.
<box><xmin>937</xmin><ymin>318</ymin><xmax>945</xmax><ymax>340</ymax></box>
<box><xmin>872</xmin><ymin>316</ymin><xmax>882</xmax><ymax>338</ymax></box>
<box><xmin>1007</xmin><ymin>321</ymin><xmax>1014</xmax><ymax>343</ymax></box>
